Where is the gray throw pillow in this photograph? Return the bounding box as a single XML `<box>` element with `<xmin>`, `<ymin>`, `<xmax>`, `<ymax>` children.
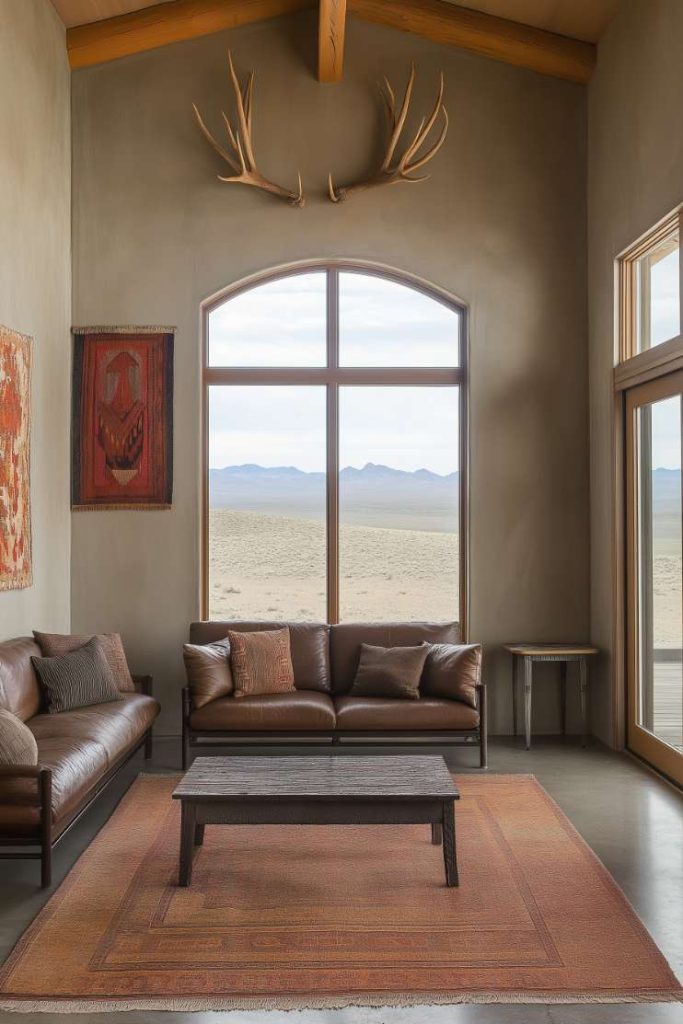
<box><xmin>31</xmin><ymin>637</ymin><xmax>122</xmax><ymax>714</ymax></box>
<box><xmin>350</xmin><ymin>643</ymin><xmax>429</xmax><ymax>700</ymax></box>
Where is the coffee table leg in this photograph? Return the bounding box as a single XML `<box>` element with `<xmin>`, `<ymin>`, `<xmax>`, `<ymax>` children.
<box><xmin>431</xmin><ymin>822</ymin><xmax>443</xmax><ymax>845</ymax></box>
<box><xmin>442</xmin><ymin>801</ymin><xmax>459</xmax><ymax>887</ymax></box>
<box><xmin>195</xmin><ymin>823</ymin><xmax>205</xmax><ymax>846</ymax></box>
<box><xmin>179</xmin><ymin>801</ymin><xmax>196</xmax><ymax>887</ymax></box>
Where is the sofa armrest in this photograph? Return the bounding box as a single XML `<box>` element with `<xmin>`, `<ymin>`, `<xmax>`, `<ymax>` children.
<box><xmin>0</xmin><ymin>765</ymin><xmax>51</xmax><ymax>815</ymax></box>
<box><xmin>132</xmin><ymin>674</ymin><xmax>153</xmax><ymax>696</ymax></box>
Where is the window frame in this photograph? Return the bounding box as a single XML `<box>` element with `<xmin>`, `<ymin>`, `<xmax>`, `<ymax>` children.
<box><xmin>612</xmin><ymin>205</ymin><xmax>683</xmax><ymax>753</ymax></box>
<box><xmin>200</xmin><ymin>259</ymin><xmax>469</xmax><ymax>634</ymax></box>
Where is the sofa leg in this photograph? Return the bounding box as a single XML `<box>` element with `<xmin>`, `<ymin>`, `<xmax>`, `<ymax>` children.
<box><xmin>144</xmin><ymin>728</ymin><xmax>153</xmax><ymax>761</ymax></box>
<box><xmin>40</xmin><ymin>768</ymin><xmax>52</xmax><ymax>888</ymax></box>
<box><xmin>478</xmin><ymin>683</ymin><xmax>488</xmax><ymax>770</ymax></box>
<box><xmin>182</xmin><ymin>729</ymin><xmax>190</xmax><ymax>771</ymax></box>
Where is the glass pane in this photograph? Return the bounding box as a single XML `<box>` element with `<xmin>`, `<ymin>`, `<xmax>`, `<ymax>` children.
<box><xmin>637</xmin><ymin>395</ymin><xmax>683</xmax><ymax>751</ymax></box>
<box><xmin>636</xmin><ymin>234</ymin><xmax>680</xmax><ymax>352</ymax></box>
<box><xmin>339</xmin><ymin>272</ymin><xmax>460</xmax><ymax>366</ymax></box>
<box><xmin>208</xmin><ymin>273</ymin><xmax>326</xmax><ymax>366</ymax></box>
<box><xmin>208</xmin><ymin>386</ymin><xmax>326</xmax><ymax>621</ymax></box>
<box><xmin>339</xmin><ymin>387</ymin><xmax>459</xmax><ymax>622</ymax></box>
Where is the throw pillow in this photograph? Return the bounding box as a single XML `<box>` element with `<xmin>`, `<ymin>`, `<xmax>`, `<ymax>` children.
<box><xmin>227</xmin><ymin>628</ymin><xmax>295</xmax><ymax>699</ymax></box>
<box><xmin>183</xmin><ymin>639</ymin><xmax>233</xmax><ymax>708</ymax></box>
<box><xmin>31</xmin><ymin>637</ymin><xmax>122</xmax><ymax>714</ymax></box>
<box><xmin>421</xmin><ymin>643</ymin><xmax>482</xmax><ymax>707</ymax></box>
<box><xmin>33</xmin><ymin>630</ymin><xmax>135</xmax><ymax>692</ymax></box>
<box><xmin>350</xmin><ymin>643</ymin><xmax>429</xmax><ymax>700</ymax></box>
<box><xmin>0</xmin><ymin>708</ymin><xmax>38</xmax><ymax>766</ymax></box>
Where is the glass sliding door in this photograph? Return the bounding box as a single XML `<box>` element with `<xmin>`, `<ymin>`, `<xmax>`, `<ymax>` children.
<box><xmin>626</xmin><ymin>371</ymin><xmax>683</xmax><ymax>783</ymax></box>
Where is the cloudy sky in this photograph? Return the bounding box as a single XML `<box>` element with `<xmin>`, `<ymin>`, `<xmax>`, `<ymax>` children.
<box><xmin>208</xmin><ymin>272</ymin><xmax>461</xmax><ymax>474</ymax></box>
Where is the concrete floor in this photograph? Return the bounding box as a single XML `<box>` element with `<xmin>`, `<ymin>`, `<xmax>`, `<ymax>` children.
<box><xmin>0</xmin><ymin>735</ymin><xmax>681</xmax><ymax>1024</ymax></box>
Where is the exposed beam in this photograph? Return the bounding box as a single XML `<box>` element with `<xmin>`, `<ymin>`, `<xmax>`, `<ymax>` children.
<box><xmin>67</xmin><ymin>0</ymin><xmax>313</xmax><ymax>70</ymax></box>
<box><xmin>348</xmin><ymin>0</ymin><xmax>596</xmax><ymax>84</ymax></box>
<box><xmin>318</xmin><ymin>0</ymin><xmax>347</xmax><ymax>82</ymax></box>
<box><xmin>66</xmin><ymin>0</ymin><xmax>596</xmax><ymax>85</ymax></box>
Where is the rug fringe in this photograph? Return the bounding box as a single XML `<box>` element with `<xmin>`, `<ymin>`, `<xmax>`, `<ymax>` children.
<box><xmin>0</xmin><ymin>991</ymin><xmax>681</xmax><ymax>1013</ymax></box>
<box><xmin>72</xmin><ymin>326</ymin><xmax>175</xmax><ymax>335</ymax></box>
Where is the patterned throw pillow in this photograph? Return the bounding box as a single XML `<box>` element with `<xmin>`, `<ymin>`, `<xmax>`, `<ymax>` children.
<box><xmin>350</xmin><ymin>643</ymin><xmax>429</xmax><ymax>700</ymax></box>
<box><xmin>0</xmin><ymin>708</ymin><xmax>38</xmax><ymax>765</ymax></box>
<box><xmin>33</xmin><ymin>631</ymin><xmax>135</xmax><ymax>692</ymax></box>
<box><xmin>183</xmin><ymin>639</ymin><xmax>233</xmax><ymax>708</ymax></box>
<box><xmin>421</xmin><ymin>643</ymin><xmax>482</xmax><ymax>708</ymax></box>
<box><xmin>227</xmin><ymin>628</ymin><xmax>295</xmax><ymax>699</ymax></box>
<box><xmin>31</xmin><ymin>637</ymin><xmax>122</xmax><ymax>714</ymax></box>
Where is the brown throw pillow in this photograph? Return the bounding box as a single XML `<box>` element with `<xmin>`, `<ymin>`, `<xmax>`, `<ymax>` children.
<box><xmin>33</xmin><ymin>631</ymin><xmax>135</xmax><ymax>692</ymax></box>
<box><xmin>183</xmin><ymin>639</ymin><xmax>233</xmax><ymax>708</ymax></box>
<box><xmin>227</xmin><ymin>628</ymin><xmax>295</xmax><ymax>699</ymax></box>
<box><xmin>421</xmin><ymin>643</ymin><xmax>482</xmax><ymax>707</ymax></box>
<box><xmin>350</xmin><ymin>643</ymin><xmax>429</xmax><ymax>700</ymax></box>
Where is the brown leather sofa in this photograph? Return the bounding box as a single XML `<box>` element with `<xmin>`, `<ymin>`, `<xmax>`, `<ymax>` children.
<box><xmin>0</xmin><ymin>637</ymin><xmax>160</xmax><ymax>887</ymax></box>
<box><xmin>183</xmin><ymin>621</ymin><xmax>487</xmax><ymax>769</ymax></box>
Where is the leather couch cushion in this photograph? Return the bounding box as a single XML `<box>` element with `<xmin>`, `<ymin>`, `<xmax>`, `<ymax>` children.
<box><xmin>0</xmin><ymin>694</ymin><xmax>160</xmax><ymax>836</ymax></box>
<box><xmin>334</xmin><ymin>696</ymin><xmax>479</xmax><ymax>731</ymax></box>
<box><xmin>183</xmin><ymin>639</ymin><xmax>233</xmax><ymax>708</ymax></box>
<box><xmin>190</xmin><ymin>691</ymin><xmax>335</xmax><ymax>732</ymax></box>
<box><xmin>330</xmin><ymin>622</ymin><xmax>460</xmax><ymax>694</ymax></box>
<box><xmin>0</xmin><ymin>637</ymin><xmax>43</xmax><ymax>722</ymax></box>
<box><xmin>421</xmin><ymin>643</ymin><xmax>482</xmax><ymax>707</ymax></box>
<box><xmin>189</xmin><ymin>621</ymin><xmax>331</xmax><ymax>693</ymax></box>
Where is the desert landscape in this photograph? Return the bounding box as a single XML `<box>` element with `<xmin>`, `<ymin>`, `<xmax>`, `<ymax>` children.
<box><xmin>208</xmin><ymin>463</ymin><xmax>459</xmax><ymax>621</ymax></box>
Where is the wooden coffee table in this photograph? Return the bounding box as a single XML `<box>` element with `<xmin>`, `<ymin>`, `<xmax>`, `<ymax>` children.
<box><xmin>172</xmin><ymin>755</ymin><xmax>460</xmax><ymax>888</ymax></box>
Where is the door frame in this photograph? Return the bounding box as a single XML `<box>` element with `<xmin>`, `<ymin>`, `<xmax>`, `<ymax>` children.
<box><xmin>625</xmin><ymin>370</ymin><xmax>683</xmax><ymax>785</ymax></box>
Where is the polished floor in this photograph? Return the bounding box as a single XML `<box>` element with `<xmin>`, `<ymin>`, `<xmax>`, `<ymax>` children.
<box><xmin>0</xmin><ymin>735</ymin><xmax>681</xmax><ymax>1024</ymax></box>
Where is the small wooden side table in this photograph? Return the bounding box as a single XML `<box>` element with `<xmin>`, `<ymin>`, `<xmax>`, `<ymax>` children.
<box><xmin>504</xmin><ymin>644</ymin><xmax>600</xmax><ymax>750</ymax></box>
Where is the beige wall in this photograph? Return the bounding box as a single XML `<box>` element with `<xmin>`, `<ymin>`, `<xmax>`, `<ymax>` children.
<box><xmin>71</xmin><ymin>13</ymin><xmax>589</xmax><ymax>736</ymax></box>
<box><xmin>588</xmin><ymin>0</ymin><xmax>683</xmax><ymax>744</ymax></box>
<box><xmin>0</xmin><ymin>0</ymin><xmax>71</xmax><ymax>640</ymax></box>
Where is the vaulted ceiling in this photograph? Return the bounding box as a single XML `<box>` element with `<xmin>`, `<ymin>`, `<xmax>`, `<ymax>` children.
<box><xmin>49</xmin><ymin>0</ymin><xmax>620</xmax><ymax>82</ymax></box>
<box><xmin>51</xmin><ymin>0</ymin><xmax>619</xmax><ymax>41</ymax></box>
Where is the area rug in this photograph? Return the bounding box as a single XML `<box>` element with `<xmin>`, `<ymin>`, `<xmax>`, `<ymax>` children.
<box><xmin>0</xmin><ymin>773</ymin><xmax>680</xmax><ymax>1012</ymax></box>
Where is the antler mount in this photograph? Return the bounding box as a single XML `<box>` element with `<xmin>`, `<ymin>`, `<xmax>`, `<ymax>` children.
<box><xmin>193</xmin><ymin>52</ymin><xmax>304</xmax><ymax>208</ymax></box>
<box><xmin>328</xmin><ymin>64</ymin><xmax>448</xmax><ymax>203</ymax></box>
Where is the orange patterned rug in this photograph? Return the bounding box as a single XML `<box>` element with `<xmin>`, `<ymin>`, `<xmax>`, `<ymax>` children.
<box><xmin>0</xmin><ymin>773</ymin><xmax>680</xmax><ymax>1011</ymax></box>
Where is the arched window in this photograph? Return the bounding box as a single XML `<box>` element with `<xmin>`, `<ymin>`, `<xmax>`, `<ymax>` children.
<box><xmin>202</xmin><ymin>263</ymin><xmax>467</xmax><ymax>631</ymax></box>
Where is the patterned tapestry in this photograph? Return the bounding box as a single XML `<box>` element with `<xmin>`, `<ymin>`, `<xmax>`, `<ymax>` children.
<box><xmin>72</xmin><ymin>328</ymin><xmax>174</xmax><ymax>510</ymax></box>
<box><xmin>0</xmin><ymin>326</ymin><xmax>32</xmax><ymax>591</ymax></box>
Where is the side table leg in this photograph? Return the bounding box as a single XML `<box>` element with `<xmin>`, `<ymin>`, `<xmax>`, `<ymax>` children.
<box><xmin>432</xmin><ymin>822</ymin><xmax>443</xmax><ymax>845</ymax></box>
<box><xmin>524</xmin><ymin>656</ymin><xmax>533</xmax><ymax>750</ymax></box>
<box><xmin>560</xmin><ymin>661</ymin><xmax>567</xmax><ymax>736</ymax></box>
<box><xmin>179</xmin><ymin>801</ymin><xmax>196</xmax><ymax>887</ymax></box>
<box><xmin>195</xmin><ymin>823</ymin><xmax>205</xmax><ymax>847</ymax></box>
<box><xmin>579</xmin><ymin>657</ymin><xmax>589</xmax><ymax>748</ymax></box>
<box><xmin>442</xmin><ymin>801</ymin><xmax>459</xmax><ymax>887</ymax></box>
<box><xmin>512</xmin><ymin>655</ymin><xmax>518</xmax><ymax>737</ymax></box>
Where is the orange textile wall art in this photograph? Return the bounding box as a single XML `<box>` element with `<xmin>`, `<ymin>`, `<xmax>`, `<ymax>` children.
<box><xmin>0</xmin><ymin>325</ymin><xmax>32</xmax><ymax>591</ymax></box>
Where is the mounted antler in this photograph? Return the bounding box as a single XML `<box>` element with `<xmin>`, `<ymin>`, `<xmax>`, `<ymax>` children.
<box><xmin>193</xmin><ymin>52</ymin><xmax>304</xmax><ymax>208</ymax></box>
<box><xmin>328</xmin><ymin>64</ymin><xmax>448</xmax><ymax>203</ymax></box>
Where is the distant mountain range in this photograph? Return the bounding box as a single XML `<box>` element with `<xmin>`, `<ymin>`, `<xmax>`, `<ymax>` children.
<box><xmin>209</xmin><ymin>463</ymin><xmax>459</xmax><ymax>532</ymax></box>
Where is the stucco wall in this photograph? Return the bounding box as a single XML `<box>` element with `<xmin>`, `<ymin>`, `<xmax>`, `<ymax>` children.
<box><xmin>71</xmin><ymin>12</ymin><xmax>589</xmax><ymax>736</ymax></box>
<box><xmin>588</xmin><ymin>0</ymin><xmax>683</xmax><ymax>744</ymax></box>
<box><xmin>0</xmin><ymin>0</ymin><xmax>71</xmax><ymax>639</ymax></box>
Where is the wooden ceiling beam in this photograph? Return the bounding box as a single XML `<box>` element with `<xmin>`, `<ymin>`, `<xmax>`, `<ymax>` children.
<box><xmin>318</xmin><ymin>0</ymin><xmax>347</xmax><ymax>82</ymax></box>
<box><xmin>348</xmin><ymin>0</ymin><xmax>595</xmax><ymax>84</ymax></box>
<box><xmin>67</xmin><ymin>0</ymin><xmax>314</xmax><ymax>70</ymax></box>
<box><xmin>66</xmin><ymin>0</ymin><xmax>596</xmax><ymax>84</ymax></box>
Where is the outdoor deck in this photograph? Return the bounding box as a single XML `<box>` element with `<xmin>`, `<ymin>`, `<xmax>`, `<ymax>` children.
<box><xmin>653</xmin><ymin>659</ymin><xmax>683</xmax><ymax>752</ymax></box>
